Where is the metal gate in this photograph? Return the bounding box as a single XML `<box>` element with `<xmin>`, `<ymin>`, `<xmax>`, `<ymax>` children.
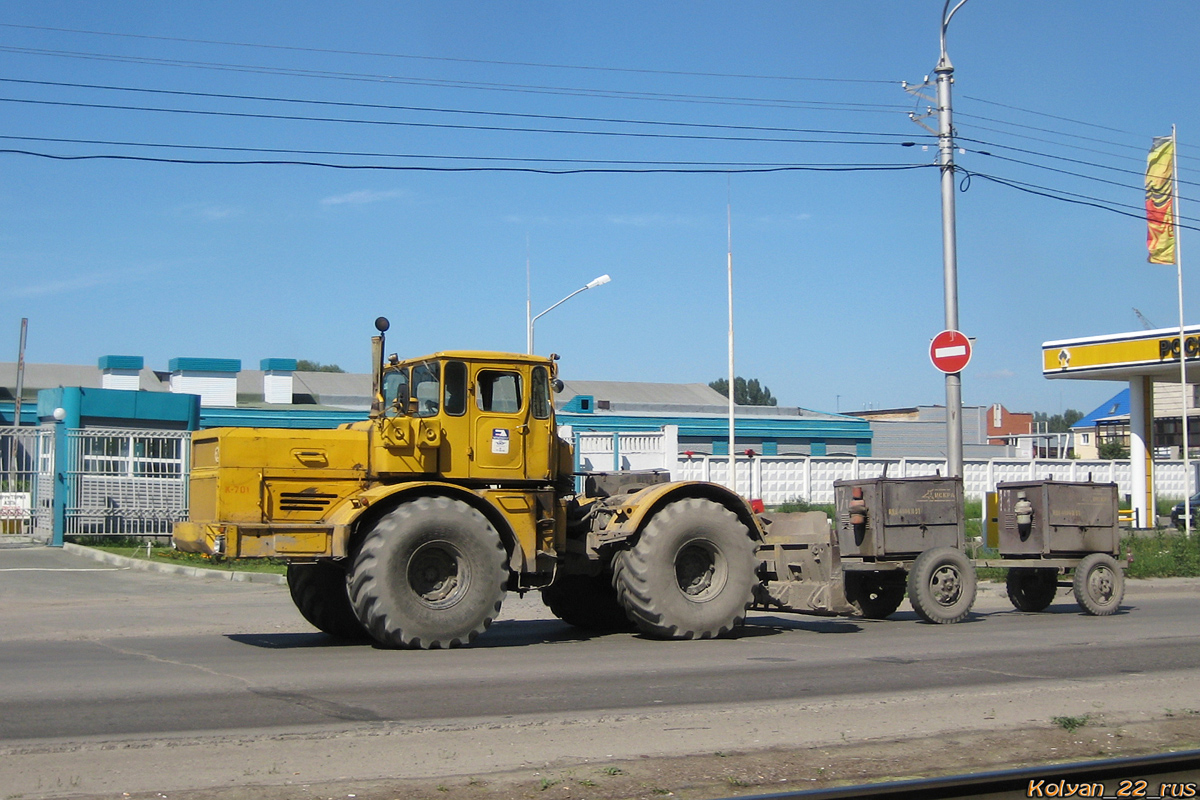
<box><xmin>64</xmin><ymin>428</ymin><xmax>190</xmax><ymax>537</ymax></box>
<box><xmin>0</xmin><ymin>426</ymin><xmax>53</xmax><ymax>539</ymax></box>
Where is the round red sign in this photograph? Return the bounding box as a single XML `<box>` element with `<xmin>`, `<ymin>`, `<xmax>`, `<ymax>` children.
<box><xmin>929</xmin><ymin>330</ymin><xmax>972</xmax><ymax>373</ymax></box>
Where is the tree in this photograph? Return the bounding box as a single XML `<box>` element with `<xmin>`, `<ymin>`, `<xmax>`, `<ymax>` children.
<box><xmin>1033</xmin><ymin>409</ymin><xmax>1083</xmax><ymax>433</ymax></box>
<box><xmin>296</xmin><ymin>359</ymin><xmax>345</xmax><ymax>373</ymax></box>
<box><xmin>1097</xmin><ymin>440</ymin><xmax>1130</xmax><ymax>460</ymax></box>
<box><xmin>709</xmin><ymin>377</ymin><xmax>777</xmax><ymax>406</ymax></box>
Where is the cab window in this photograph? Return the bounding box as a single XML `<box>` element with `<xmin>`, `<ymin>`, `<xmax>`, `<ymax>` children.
<box><xmin>411</xmin><ymin>361</ymin><xmax>441</xmax><ymax>417</ymax></box>
<box><xmin>477</xmin><ymin>370</ymin><xmax>522</xmax><ymax>414</ymax></box>
<box><xmin>382</xmin><ymin>368</ymin><xmax>408</xmax><ymax>418</ymax></box>
<box><xmin>444</xmin><ymin>361</ymin><xmax>467</xmax><ymax>416</ymax></box>
<box><xmin>531</xmin><ymin>366</ymin><xmax>551</xmax><ymax>420</ymax></box>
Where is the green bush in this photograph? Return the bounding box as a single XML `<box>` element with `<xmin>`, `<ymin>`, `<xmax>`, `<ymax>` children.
<box><xmin>1123</xmin><ymin>531</ymin><xmax>1200</xmax><ymax>578</ymax></box>
<box><xmin>772</xmin><ymin>499</ymin><xmax>836</xmax><ymax>517</ymax></box>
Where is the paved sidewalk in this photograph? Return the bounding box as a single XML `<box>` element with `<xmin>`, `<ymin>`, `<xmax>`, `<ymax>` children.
<box><xmin>61</xmin><ymin>541</ymin><xmax>286</xmax><ymax>584</ymax></box>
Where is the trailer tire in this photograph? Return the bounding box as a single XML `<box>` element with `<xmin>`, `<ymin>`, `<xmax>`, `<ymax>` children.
<box><xmin>1072</xmin><ymin>553</ymin><xmax>1124</xmax><ymax>616</ymax></box>
<box><xmin>613</xmin><ymin>497</ymin><xmax>756</xmax><ymax>640</ymax></box>
<box><xmin>846</xmin><ymin>572</ymin><xmax>906</xmax><ymax>619</ymax></box>
<box><xmin>287</xmin><ymin>562</ymin><xmax>371</xmax><ymax>640</ymax></box>
<box><xmin>348</xmin><ymin>496</ymin><xmax>507</xmax><ymax>649</ymax></box>
<box><xmin>1005</xmin><ymin>567</ymin><xmax>1058</xmax><ymax>612</ymax></box>
<box><xmin>541</xmin><ymin>572</ymin><xmax>635</xmax><ymax>632</ymax></box>
<box><xmin>907</xmin><ymin>546</ymin><xmax>976</xmax><ymax>624</ymax></box>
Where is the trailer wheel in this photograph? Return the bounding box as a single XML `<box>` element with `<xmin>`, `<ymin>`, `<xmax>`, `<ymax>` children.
<box><xmin>906</xmin><ymin>547</ymin><xmax>976</xmax><ymax>624</ymax></box>
<box><xmin>348</xmin><ymin>496</ymin><xmax>507</xmax><ymax>649</ymax></box>
<box><xmin>1072</xmin><ymin>553</ymin><xmax>1124</xmax><ymax>616</ymax></box>
<box><xmin>613</xmin><ymin>497</ymin><xmax>756</xmax><ymax>639</ymax></box>
<box><xmin>846</xmin><ymin>573</ymin><xmax>906</xmax><ymax>619</ymax></box>
<box><xmin>541</xmin><ymin>572</ymin><xmax>635</xmax><ymax>632</ymax></box>
<box><xmin>287</xmin><ymin>562</ymin><xmax>371</xmax><ymax>640</ymax></box>
<box><xmin>1005</xmin><ymin>567</ymin><xmax>1058</xmax><ymax>612</ymax></box>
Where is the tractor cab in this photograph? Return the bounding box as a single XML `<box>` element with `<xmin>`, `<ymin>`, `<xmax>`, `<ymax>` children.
<box><xmin>369</xmin><ymin>327</ymin><xmax>564</xmax><ymax>486</ymax></box>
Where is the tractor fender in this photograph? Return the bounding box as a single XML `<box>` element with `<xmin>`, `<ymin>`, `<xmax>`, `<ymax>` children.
<box><xmin>326</xmin><ymin>481</ymin><xmax>526</xmax><ymax>573</ymax></box>
<box><xmin>588</xmin><ymin>480</ymin><xmax>764</xmax><ymax>553</ymax></box>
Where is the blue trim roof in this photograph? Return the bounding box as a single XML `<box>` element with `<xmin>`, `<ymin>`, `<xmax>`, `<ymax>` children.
<box><xmin>260</xmin><ymin>358</ymin><xmax>298</xmax><ymax>372</ymax></box>
<box><xmin>558</xmin><ymin>411</ymin><xmax>871</xmax><ymax>442</ymax></box>
<box><xmin>97</xmin><ymin>355</ymin><xmax>144</xmax><ymax>371</ymax></box>
<box><xmin>169</xmin><ymin>358</ymin><xmax>241</xmax><ymax>373</ymax></box>
<box><xmin>200</xmin><ymin>407</ymin><xmax>367</xmax><ymax>429</ymax></box>
<box><xmin>1072</xmin><ymin>388</ymin><xmax>1130</xmax><ymax>429</ymax></box>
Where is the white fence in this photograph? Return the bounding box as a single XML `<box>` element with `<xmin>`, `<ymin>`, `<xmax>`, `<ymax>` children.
<box><xmin>574</xmin><ymin>427</ymin><xmax>1195</xmax><ymax>505</ymax></box>
<box><xmin>64</xmin><ymin>428</ymin><xmax>191</xmax><ymax>536</ymax></box>
<box><xmin>0</xmin><ymin>426</ymin><xmax>54</xmax><ymax>538</ymax></box>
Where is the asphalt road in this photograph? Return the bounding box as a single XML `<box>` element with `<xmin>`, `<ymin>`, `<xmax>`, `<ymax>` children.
<box><xmin>2</xmin><ymin>541</ymin><xmax>1198</xmax><ymax>797</ymax></box>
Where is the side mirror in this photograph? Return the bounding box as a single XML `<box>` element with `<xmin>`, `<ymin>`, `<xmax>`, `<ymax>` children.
<box><xmin>552</xmin><ymin>379</ymin><xmax>565</xmax><ymax>393</ymax></box>
<box><xmin>393</xmin><ymin>384</ymin><xmax>410</xmax><ymax>415</ymax></box>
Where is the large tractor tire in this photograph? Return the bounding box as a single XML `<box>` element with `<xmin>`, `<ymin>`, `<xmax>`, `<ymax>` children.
<box><xmin>906</xmin><ymin>546</ymin><xmax>976</xmax><ymax>624</ymax></box>
<box><xmin>1072</xmin><ymin>553</ymin><xmax>1124</xmax><ymax>616</ymax></box>
<box><xmin>287</xmin><ymin>561</ymin><xmax>370</xmax><ymax>640</ymax></box>
<box><xmin>846</xmin><ymin>572</ymin><xmax>906</xmax><ymax>619</ymax></box>
<box><xmin>541</xmin><ymin>572</ymin><xmax>635</xmax><ymax>632</ymax></box>
<box><xmin>1005</xmin><ymin>567</ymin><xmax>1058</xmax><ymax>612</ymax></box>
<box><xmin>348</xmin><ymin>496</ymin><xmax>508</xmax><ymax>649</ymax></box>
<box><xmin>613</xmin><ymin>497</ymin><xmax>756</xmax><ymax>640</ymax></box>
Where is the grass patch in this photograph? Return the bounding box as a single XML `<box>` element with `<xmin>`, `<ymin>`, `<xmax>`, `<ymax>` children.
<box><xmin>772</xmin><ymin>499</ymin><xmax>835</xmax><ymax>517</ymax></box>
<box><xmin>1051</xmin><ymin>714</ymin><xmax>1090</xmax><ymax>733</ymax></box>
<box><xmin>1123</xmin><ymin>531</ymin><xmax>1200</xmax><ymax>578</ymax></box>
<box><xmin>70</xmin><ymin>540</ymin><xmax>288</xmax><ymax>575</ymax></box>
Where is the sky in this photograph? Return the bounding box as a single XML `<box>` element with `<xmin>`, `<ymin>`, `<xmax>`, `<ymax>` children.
<box><xmin>1</xmin><ymin>1</ymin><xmax>1198</xmax><ymax>420</ymax></box>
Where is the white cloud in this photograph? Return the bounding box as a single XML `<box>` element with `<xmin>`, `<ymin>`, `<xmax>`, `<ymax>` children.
<box><xmin>606</xmin><ymin>214</ymin><xmax>698</xmax><ymax>227</ymax></box>
<box><xmin>321</xmin><ymin>189</ymin><xmax>407</xmax><ymax>206</ymax></box>
<box><xmin>977</xmin><ymin>369</ymin><xmax>1017</xmax><ymax>379</ymax></box>
<box><xmin>175</xmin><ymin>203</ymin><xmax>244</xmax><ymax>221</ymax></box>
<box><xmin>11</xmin><ymin>265</ymin><xmax>159</xmax><ymax>298</ymax></box>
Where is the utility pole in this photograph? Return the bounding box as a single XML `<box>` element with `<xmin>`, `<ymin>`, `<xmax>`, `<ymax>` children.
<box><xmin>905</xmin><ymin>0</ymin><xmax>970</xmax><ymax>478</ymax></box>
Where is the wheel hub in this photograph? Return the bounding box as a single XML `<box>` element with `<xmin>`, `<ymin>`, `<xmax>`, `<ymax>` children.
<box><xmin>1088</xmin><ymin>567</ymin><xmax>1114</xmax><ymax>602</ymax></box>
<box><xmin>929</xmin><ymin>565</ymin><xmax>963</xmax><ymax>606</ymax></box>
<box><xmin>675</xmin><ymin>541</ymin><xmax>725</xmax><ymax>601</ymax></box>
<box><xmin>408</xmin><ymin>541</ymin><xmax>468</xmax><ymax>608</ymax></box>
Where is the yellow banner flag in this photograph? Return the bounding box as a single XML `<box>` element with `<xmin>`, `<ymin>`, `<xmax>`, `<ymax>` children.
<box><xmin>1146</xmin><ymin>135</ymin><xmax>1176</xmax><ymax>264</ymax></box>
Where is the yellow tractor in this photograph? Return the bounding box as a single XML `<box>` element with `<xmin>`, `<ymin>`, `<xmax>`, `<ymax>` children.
<box><xmin>174</xmin><ymin>318</ymin><xmax>851</xmax><ymax>648</ymax></box>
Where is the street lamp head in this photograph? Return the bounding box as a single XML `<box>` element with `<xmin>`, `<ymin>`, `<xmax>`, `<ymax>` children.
<box><xmin>586</xmin><ymin>274</ymin><xmax>611</xmax><ymax>290</ymax></box>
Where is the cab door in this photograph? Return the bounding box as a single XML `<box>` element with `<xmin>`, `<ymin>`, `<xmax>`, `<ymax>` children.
<box><xmin>470</xmin><ymin>367</ymin><xmax>527</xmax><ymax>479</ymax></box>
<box><xmin>524</xmin><ymin>365</ymin><xmax>557</xmax><ymax>482</ymax></box>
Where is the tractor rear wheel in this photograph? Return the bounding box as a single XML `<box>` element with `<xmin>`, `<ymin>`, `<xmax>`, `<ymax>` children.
<box><xmin>613</xmin><ymin>497</ymin><xmax>756</xmax><ymax>640</ymax></box>
<box><xmin>287</xmin><ymin>561</ymin><xmax>370</xmax><ymax>640</ymax></box>
<box><xmin>348</xmin><ymin>496</ymin><xmax>507</xmax><ymax>649</ymax></box>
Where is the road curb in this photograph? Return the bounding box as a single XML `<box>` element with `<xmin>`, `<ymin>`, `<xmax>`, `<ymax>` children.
<box><xmin>62</xmin><ymin>542</ymin><xmax>287</xmax><ymax>585</ymax></box>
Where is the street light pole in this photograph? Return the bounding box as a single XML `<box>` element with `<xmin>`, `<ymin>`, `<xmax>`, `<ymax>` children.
<box><xmin>527</xmin><ymin>274</ymin><xmax>612</xmax><ymax>354</ymax></box>
<box><xmin>937</xmin><ymin>0</ymin><xmax>968</xmax><ymax>479</ymax></box>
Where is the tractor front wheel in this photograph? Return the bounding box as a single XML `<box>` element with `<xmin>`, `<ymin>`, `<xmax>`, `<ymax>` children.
<box><xmin>348</xmin><ymin>496</ymin><xmax>508</xmax><ymax>649</ymax></box>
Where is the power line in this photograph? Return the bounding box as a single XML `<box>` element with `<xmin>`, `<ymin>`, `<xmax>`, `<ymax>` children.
<box><xmin>0</xmin><ymin>45</ymin><xmax>909</xmax><ymax>114</ymax></box>
<box><xmin>0</xmin><ymin>134</ymin><xmax>908</xmax><ymax>168</ymax></box>
<box><xmin>958</xmin><ymin>94</ymin><xmax>1139</xmax><ymax>137</ymax></box>
<box><xmin>0</xmin><ymin>148</ymin><xmax>937</xmax><ymax>175</ymax></box>
<box><xmin>0</xmin><ymin>96</ymin><xmax>918</xmax><ymax>148</ymax></box>
<box><xmin>964</xmin><ymin>167</ymin><xmax>1200</xmax><ymax>234</ymax></box>
<box><xmin>0</xmin><ymin>22</ymin><xmax>899</xmax><ymax>85</ymax></box>
<box><xmin>0</xmin><ymin>77</ymin><xmax>926</xmax><ymax>141</ymax></box>
<box><xmin>969</xmin><ymin>147</ymin><xmax>1200</xmax><ymax>196</ymax></box>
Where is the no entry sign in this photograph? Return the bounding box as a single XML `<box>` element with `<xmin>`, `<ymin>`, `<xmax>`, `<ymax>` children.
<box><xmin>930</xmin><ymin>330</ymin><xmax>972</xmax><ymax>373</ymax></box>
